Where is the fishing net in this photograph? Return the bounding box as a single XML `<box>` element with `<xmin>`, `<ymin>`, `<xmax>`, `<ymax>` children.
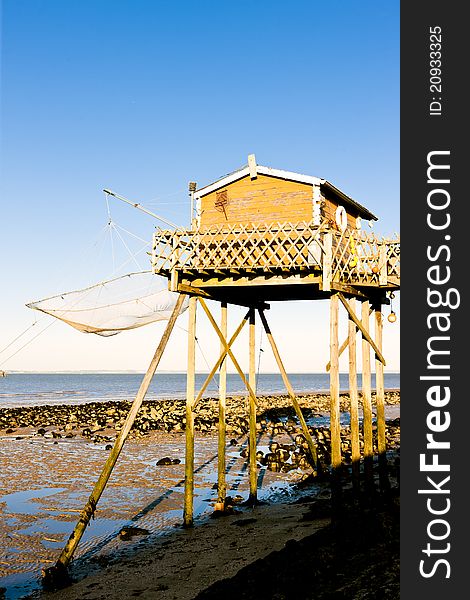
<box><xmin>26</xmin><ymin>272</ymin><xmax>188</xmax><ymax>337</ymax></box>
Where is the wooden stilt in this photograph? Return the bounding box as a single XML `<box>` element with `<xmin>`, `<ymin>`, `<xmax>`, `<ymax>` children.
<box><xmin>183</xmin><ymin>296</ymin><xmax>197</xmax><ymax>527</ymax></box>
<box><xmin>348</xmin><ymin>298</ymin><xmax>360</xmax><ymax>487</ymax></box>
<box><xmin>338</xmin><ymin>293</ymin><xmax>385</xmax><ymax>367</ymax></box>
<box><xmin>361</xmin><ymin>299</ymin><xmax>374</xmax><ymax>485</ymax></box>
<box><xmin>326</xmin><ymin>336</ymin><xmax>350</xmax><ymax>373</ymax></box>
<box><xmin>217</xmin><ymin>302</ymin><xmax>227</xmax><ymax>502</ymax></box>
<box><xmin>258</xmin><ymin>309</ymin><xmax>320</xmax><ymax>471</ymax></box>
<box><xmin>49</xmin><ymin>294</ymin><xmax>186</xmax><ymax>575</ymax></box>
<box><xmin>374</xmin><ymin>302</ymin><xmax>389</xmax><ymax>492</ymax></box>
<box><xmin>248</xmin><ymin>308</ymin><xmax>257</xmax><ymax>504</ymax></box>
<box><xmin>326</xmin><ymin>306</ymin><xmax>374</xmax><ymax>372</ymax></box>
<box><xmin>329</xmin><ymin>293</ymin><xmax>341</xmax><ymax>472</ymax></box>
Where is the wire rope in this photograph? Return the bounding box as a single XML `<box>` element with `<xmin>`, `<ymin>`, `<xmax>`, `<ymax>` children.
<box><xmin>0</xmin><ymin>321</ymin><xmax>38</xmax><ymax>357</ymax></box>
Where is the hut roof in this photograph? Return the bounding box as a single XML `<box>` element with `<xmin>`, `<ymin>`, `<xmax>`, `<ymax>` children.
<box><xmin>194</xmin><ymin>164</ymin><xmax>378</xmax><ymax>221</ymax></box>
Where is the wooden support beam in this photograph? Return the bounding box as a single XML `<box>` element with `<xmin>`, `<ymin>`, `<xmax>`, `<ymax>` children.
<box><xmin>361</xmin><ymin>300</ymin><xmax>374</xmax><ymax>483</ymax></box>
<box><xmin>177</xmin><ymin>283</ymin><xmax>212</xmax><ymax>298</ymax></box>
<box><xmin>374</xmin><ymin>303</ymin><xmax>389</xmax><ymax>491</ymax></box>
<box><xmin>248</xmin><ymin>309</ymin><xmax>257</xmax><ymax>504</ymax></box>
<box><xmin>218</xmin><ymin>302</ymin><xmax>227</xmax><ymax>503</ymax></box>
<box><xmin>326</xmin><ymin>337</ymin><xmax>350</xmax><ymax>373</ymax></box>
<box><xmin>337</xmin><ymin>293</ymin><xmax>386</xmax><ymax>366</ymax></box>
<box><xmin>348</xmin><ymin>298</ymin><xmax>360</xmax><ymax>485</ymax></box>
<box><xmin>329</xmin><ymin>293</ymin><xmax>341</xmax><ymax>471</ymax></box>
<box><xmin>198</xmin><ymin>298</ymin><xmax>259</xmax><ymax>409</ymax></box>
<box><xmin>191</xmin><ymin>310</ymin><xmax>250</xmax><ymax>411</ymax></box>
<box><xmin>322</xmin><ymin>232</ymin><xmax>332</xmax><ymax>292</ymax></box>
<box><xmin>50</xmin><ymin>294</ymin><xmax>186</xmax><ymax>574</ymax></box>
<box><xmin>330</xmin><ymin>281</ymin><xmax>368</xmax><ymax>299</ymax></box>
<box><xmin>258</xmin><ymin>309</ymin><xmax>320</xmax><ymax>471</ymax></box>
<box><xmin>379</xmin><ymin>244</ymin><xmax>388</xmax><ymax>286</ymax></box>
<box><xmin>170</xmin><ymin>235</ymin><xmax>180</xmax><ymax>292</ymax></box>
<box><xmin>325</xmin><ymin>307</ymin><xmax>374</xmax><ymax>372</ymax></box>
<box><xmin>178</xmin><ymin>282</ymin><xmax>270</xmax><ymax>311</ymax></box>
<box><xmin>184</xmin><ymin>296</ymin><xmax>197</xmax><ymax>527</ymax></box>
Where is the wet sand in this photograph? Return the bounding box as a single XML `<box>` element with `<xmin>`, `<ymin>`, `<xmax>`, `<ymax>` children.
<box><xmin>43</xmin><ymin>493</ymin><xmax>333</xmax><ymax>600</ymax></box>
<box><xmin>41</xmin><ymin>487</ymin><xmax>399</xmax><ymax>600</ymax></box>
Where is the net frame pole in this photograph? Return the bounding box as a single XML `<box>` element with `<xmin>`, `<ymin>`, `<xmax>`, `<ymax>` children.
<box><xmin>46</xmin><ymin>293</ymin><xmax>186</xmax><ymax>579</ymax></box>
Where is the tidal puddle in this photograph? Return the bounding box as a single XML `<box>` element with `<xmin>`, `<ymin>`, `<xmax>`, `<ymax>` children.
<box><xmin>0</xmin><ymin>488</ymin><xmax>66</xmax><ymax>515</ymax></box>
<box><xmin>0</xmin><ymin>429</ymin><xmax>321</xmax><ymax>600</ymax></box>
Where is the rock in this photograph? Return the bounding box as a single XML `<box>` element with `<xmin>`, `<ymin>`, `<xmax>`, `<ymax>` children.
<box><xmin>119</xmin><ymin>526</ymin><xmax>150</xmax><ymax>541</ymax></box>
<box><xmin>156</xmin><ymin>457</ymin><xmax>173</xmax><ymax>466</ymax></box>
<box><xmin>37</xmin><ymin>428</ymin><xmax>46</xmax><ymax>436</ymax></box>
<box><xmin>229</xmin><ymin>439</ymin><xmax>238</xmax><ymax>446</ymax></box>
<box><xmin>5</xmin><ymin>428</ymin><xmax>15</xmax><ymax>434</ymax></box>
<box><xmin>276</xmin><ymin>448</ymin><xmax>290</xmax><ymax>462</ymax></box>
<box><xmin>105</xmin><ymin>444</ymin><xmax>113</xmax><ymax>450</ymax></box>
<box><xmin>171</xmin><ymin>458</ymin><xmax>181</xmax><ymax>465</ymax></box>
<box><xmin>231</xmin><ymin>517</ymin><xmax>257</xmax><ymax>527</ymax></box>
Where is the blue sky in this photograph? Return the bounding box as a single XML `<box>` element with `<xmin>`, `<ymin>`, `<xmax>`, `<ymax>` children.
<box><xmin>0</xmin><ymin>0</ymin><xmax>400</xmax><ymax>373</ymax></box>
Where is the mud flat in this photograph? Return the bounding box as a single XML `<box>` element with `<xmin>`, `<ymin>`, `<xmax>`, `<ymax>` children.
<box><xmin>0</xmin><ymin>392</ymin><xmax>400</xmax><ymax>599</ymax></box>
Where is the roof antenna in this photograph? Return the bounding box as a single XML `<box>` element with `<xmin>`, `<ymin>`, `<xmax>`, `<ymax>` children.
<box><xmin>189</xmin><ymin>181</ymin><xmax>197</xmax><ymax>230</ymax></box>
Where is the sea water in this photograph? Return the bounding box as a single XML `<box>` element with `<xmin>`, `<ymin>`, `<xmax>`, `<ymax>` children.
<box><xmin>0</xmin><ymin>372</ymin><xmax>400</xmax><ymax>408</ymax></box>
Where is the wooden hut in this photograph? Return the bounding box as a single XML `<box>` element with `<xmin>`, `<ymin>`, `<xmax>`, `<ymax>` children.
<box><xmin>192</xmin><ymin>155</ymin><xmax>377</xmax><ymax>232</ymax></box>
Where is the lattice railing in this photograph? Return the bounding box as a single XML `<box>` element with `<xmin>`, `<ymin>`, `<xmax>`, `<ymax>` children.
<box><xmin>152</xmin><ymin>221</ymin><xmax>328</xmax><ymax>272</ymax></box>
<box><xmin>386</xmin><ymin>241</ymin><xmax>400</xmax><ymax>280</ymax></box>
<box><xmin>152</xmin><ymin>222</ymin><xmax>400</xmax><ymax>288</ymax></box>
<box><xmin>330</xmin><ymin>230</ymin><xmax>400</xmax><ymax>286</ymax></box>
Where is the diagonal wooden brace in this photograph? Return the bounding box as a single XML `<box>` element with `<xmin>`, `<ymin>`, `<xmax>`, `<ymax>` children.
<box><xmin>257</xmin><ymin>309</ymin><xmax>320</xmax><ymax>471</ymax></box>
<box><xmin>337</xmin><ymin>293</ymin><xmax>386</xmax><ymax>366</ymax></box>
<box><xmin>46</xmin><ymin>294</ymin><xmax>186</xmax><ymax>577</ymax></box>
<box><xmin>325</xmin><ymin>306</ymin><xmax>374</xmax><ymax>372</ymax></box>
<box><xmin>198</xmin><ymin>298</ymin><xmax>259</xmax><ymax>408</ymax></box>
<box><xmin>192</xmin><ymin>309</ymin><xmax>250</xmax><ymax>411</ymax></box>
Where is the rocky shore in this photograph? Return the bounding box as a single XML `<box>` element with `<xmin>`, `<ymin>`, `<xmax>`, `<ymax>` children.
<box><xmin>0</xmin><ymin>392</ymin><xmax>400</xmax><ymax>470</ymax></box>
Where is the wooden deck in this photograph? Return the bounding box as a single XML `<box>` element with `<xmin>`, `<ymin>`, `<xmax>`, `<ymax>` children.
<box><xmin>152</xmin><ymin>220</ymin><xmax>400</xmax><ymax>302</ymax></box>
